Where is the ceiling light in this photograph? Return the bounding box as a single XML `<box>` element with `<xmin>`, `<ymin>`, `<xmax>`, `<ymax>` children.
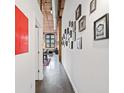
<box><xmin>50</xmin><ymin>10</ymin><xmax>53</xmax><ymax>14</ymax></box>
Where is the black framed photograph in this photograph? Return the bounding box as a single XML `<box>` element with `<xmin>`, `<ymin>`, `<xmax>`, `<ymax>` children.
<box><xmin>71</xmin><ymin>21</ymin><xmax>73</xmax><ymax>27</ymax></box>
<box><xmin>75</xmin><ymin>4</ymin><xmax>81</xmax><ymax>20</ymax></box>
<box><xmin>71</xmin><ymin>41</ymin><xmax>73</xmax><ymax>49</ymax></box>
<box><xmin>70</xmin><ymin>30</ymin><xmax>72</xmax><ymax>38</ymax></box>
<box><xmin>63</xmin><ymin>33</ymin><xmax>65</xmax><ymax>39</ymax></box>
<box><xmin>69</xmin><ymin>21</ymin><xmax>71</xmax><ymax>27</ymax></box>
<box><xmin>66</xmin><ymin>41</ymin><xmax>68</xmax><ymax>46</ymax></box>
<box><xmin>79</xmin><ymin>16</ymin><xmax>86</xmax><ymax>32</ymax></box>
<box><xmin>94</xmin><ymin>13</ymin><xmax>109</xmax><ymax>40</ymax></box>
<box><xmin>73</xmin><ymin>21</ymin><xmax>76</xmax><ymax>32</ymax></box>
<box><xmin>90</xmin><ymin>0</ymin><xmax>96</xmax><ymax>14</ymax></box>
<box><xmin>77</xmin><ymin>37</ymin><xmax>82</xmax><ymax>49</ymax></box>
<box><xmin>64</xmin><ymin>29</ymin><xmax>66</xmax><ymax>34</ymax></box>
<box><xmin>72</xmin><ymin>31</ymin><xmax>76</xmax><ymax>41</ymax></box>
<box><xmin>67</xmin><ymin>27</ymin><xmax>69</xmax><ymax>34</ymax></box>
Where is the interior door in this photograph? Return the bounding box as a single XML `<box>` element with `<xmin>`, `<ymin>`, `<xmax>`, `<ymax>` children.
<box><xmin>35</xmin><ymin>28</ymin><xmax>39</xmax><ymax>80</ymax></box>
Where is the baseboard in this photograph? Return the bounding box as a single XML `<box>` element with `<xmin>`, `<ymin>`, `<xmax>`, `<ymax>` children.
<box><xmin>62</xmin><ymin>64</ymin><xmax>79</xmax><ymax>93</ymax></box>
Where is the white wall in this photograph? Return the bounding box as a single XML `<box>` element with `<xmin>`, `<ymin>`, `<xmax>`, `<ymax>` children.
<box><xmin>62</xmin><ymin>0</ymin><xmax>109</xmax><ymax>93</ymax></box>
<box><xmin>15</xmin><ymin>0</ymin><xmax>43</xmax><ymax>93</ymax></box>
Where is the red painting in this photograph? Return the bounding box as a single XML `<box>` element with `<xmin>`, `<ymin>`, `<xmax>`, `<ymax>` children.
<box><xmin>15</xmin><ymin>6</ymin><xmax>28</xmax><ymax>55</ymax></box>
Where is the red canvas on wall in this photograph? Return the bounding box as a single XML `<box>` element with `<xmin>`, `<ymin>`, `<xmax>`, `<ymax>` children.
<box><xmin>15</xmin><ymin>6</ymin><xmax>28</xmax><ymax>55</ymax></box>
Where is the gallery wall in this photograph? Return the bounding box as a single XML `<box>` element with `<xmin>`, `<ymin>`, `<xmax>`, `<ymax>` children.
<box><xmin>62</xmin><ymin>0</ymin><xmax>109</xmax><ymax>93</ymax></box>
<box><xmin>15</xmin><ymin>0</ymin><xmax>43</xmax><ymax>93</ymax></box>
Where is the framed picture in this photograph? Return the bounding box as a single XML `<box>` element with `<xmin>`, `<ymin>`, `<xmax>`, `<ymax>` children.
<box><xmin>71</xmin><ymin>41</ymin><xmax>73</xmax><ymax>49</ymax></box>
<box><xmin>69</xmin><ymin>21</ymin><xmax>71</xmax><ymax>27</ymax></box>
<box><xmin>71</xmin><ymin>21</ymin><xmax>73</xmax><ymax>27</ymax></box>
<box><xmin>72</xmin><ymin>31</ymin><xmax>76</xmax><ymax>41</ymax></box>
<box><xmin>70</xmin><ymin>30</ymin><xmax>72</xmax><ymax>38</ymax></box>
<box><xmin>94</xmin><ymin>13</ymin><xmax>109</xmax><ymax>40</ymax></box>
<box><xmin>66</xmin><ymin>41</ymin><xmax>68</xmax><ymax>46</ymax></box>
<box><xmin>64</xmin><ymin>29</ymin><xmax>67</xmax><ymax>34</ymax></box>
<box><xmin>63</xmin><ymin>33</ymin><xmax>65</xmax><ymax>39</ymax></box>
<box><xmin>90</xmin><ymin>0</ymin><xmax>96</xmax><ymax>14</ymax></box>
<box><xmin>75</xmin><ymin>4</ymin><xmax>81</xmax><ymax>20</ymax></box>
<box><xmin>79</xmin><ymin>16</ymin><xmax>86</xmax><ymax>32</ymax></box>
<box><xmin>67</xmin><ymin>27</ymin><xmax>69</xmax><ymax>34</ymax></box>
<box><xmin>15</xmin><ymin>6</ymin><xmax>29</xmax><ymax>55</ymax></box>
<box><xmin>73</xmin><ymin>21</ymin><xmax>76</xmax><ymax>32</ymax></box>
<box><xmin>77</xmin><ymin>37</ymin><xmax>82</xmax><ymax>49</ymax></box>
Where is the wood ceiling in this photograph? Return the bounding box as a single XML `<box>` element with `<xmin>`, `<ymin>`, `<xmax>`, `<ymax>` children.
<box><xmin>40</xmin><ymin>0</ymin><xmax>65</xmax><ymax>33</ymax></box>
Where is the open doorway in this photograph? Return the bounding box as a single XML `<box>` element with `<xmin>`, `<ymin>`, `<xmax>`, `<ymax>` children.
<box><xmin>35</xmin><ymin>19</ymin><xmax>43</xmax><ymax>80</ymax></box>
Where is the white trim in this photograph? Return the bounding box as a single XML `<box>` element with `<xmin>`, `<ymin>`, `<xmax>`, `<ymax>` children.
<box><xmin>63</xmin><ymin>64</ymin><xmax>79</xmax><ymax>93</ymax></box>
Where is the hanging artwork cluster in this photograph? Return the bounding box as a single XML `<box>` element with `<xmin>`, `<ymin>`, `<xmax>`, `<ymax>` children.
<box><xmin>62</xmin><ymin>0</ymin><xmax>109</xmax><ymax>50</ymax></box>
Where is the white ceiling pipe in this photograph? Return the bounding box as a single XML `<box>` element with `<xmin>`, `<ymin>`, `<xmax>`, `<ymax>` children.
<box><xmin>52</xmin><ymin>0</ymin><xmax>58</xmax><ymax>31</ymax></box>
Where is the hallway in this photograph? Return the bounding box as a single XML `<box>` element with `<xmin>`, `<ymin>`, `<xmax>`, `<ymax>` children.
<box><xmin>15</xmin><ymin>0</ymin><xmax>109</xmax><ymax>93</ymax></box>
<box><xmin>36</xmin><ymin>55</ymin><xmax>75</xmax><ymax>93</ymax></box>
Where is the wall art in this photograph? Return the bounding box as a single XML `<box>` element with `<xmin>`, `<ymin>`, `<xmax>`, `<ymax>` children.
<box><xmin>90</xmin><ymin>0</ymin><xmax>96</xmax><ymax>14</ymax></box>
<box><xmin>15</xmin><ymin>6</ymin><xmax>28</xmax><ymax>55</ymax></box>
<box><xmin>75</xmin><ymin>4</ymin><xmax>82</xmax><ymax>20</ymax></box>
<box><xmin>69</xmin><ymin>21</ymin><xmax>71</xmax><ymax>27</ymax></box>
<box><xmin>64</xmin><ymin>29</ymin><xmax>67</xmax><ymax>34</ymax></box>
<box><xmin>67</xmin><ymin>27</ymin><xmax>69</xmax><ymax>34</ymax></box>
<box><xmin>63</xmin><ymin>33</ymin><xmax>65</xmax><ymax>39</ymax></box>
<box><xmin>79</xmin><ymin>16</ymin><xmax>86</xmax><ymax>32</ymax></box>
<box><xmin>66</xmin><ymin>41</ymin><xmax>68</xmax><ymax>46</ymax></box>
<box><xmin>71</xmin><ymin>41</ymin><xmax>73</xmax><ymax>49</ymax></box>
<box><xmin>77</xmin><ymin>37</ymin><xmax>82</xmax><ymax>49</ymax></box>
<box><xmin>94</xmin><ymin>13</ymin><xmax>109</xmax><ymax>40</ymax></box>
<box><xmin>72</xmin><ymin>31</ymin><xmax>76</xmax><ymax>41</ymax></box>
<box><xmin>71</xmin><ymin>21</ymin><xmax>73</xmax><ymax>27</ymax></box>
<box><xmin>73</xmin><ymin>21</ymin><xmax>76</xmax><ymax>32</ymax></box>
<box><xmin>70</xmin><ymin>30</ymin><xmax>72</xmax><ymax>38</ymax></box>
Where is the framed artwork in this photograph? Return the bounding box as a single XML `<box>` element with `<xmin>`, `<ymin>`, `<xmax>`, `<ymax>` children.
<box><xmin>72</xmin><ymin>31</ymin><xmax>76</xmax><ymax>41</ymax></box>
<box><xmin>64</xmin><ymin>29</ymin><xmax>67</xmax><ymax>34</ymax></box>
<box><xmin>63</xmin><ymin>33</ymin><xmax>65</xmax><ymax>39</ymax></box>
<box><xmin>77</xmin><ymin>37</ymin><xmax>82</xmax><ymax>49</ymax></box>
<box><xmin>79</xmin><ymin>16</ymin><xmax>86</xmax><ymax>32</ymax></box>
<box><xmin>90</xmin><ymin>0</ymin><xmax>96</xmax><ymax>14</ymax></box>
<box><xmin>70</xmin><ymin>30</ymin><xmax>72</xmax><ymax>38</ymax></box>
<box><xmin>75</xmin><ymin>4</ymin><xmax>82</xmax><ymax>20</ymax></box>
<box><xmin>71</xmin><ymin>41</ymin><xmax>73</xmax><ymax>49</ymax></box>
<box><xmin>15</xmin><ymin>6</ymin><xmax>29</xmax><ymax>55</ymax></box>
<box><xmin>73</xmin><ymin>21</ymin><xmax>76</xmax><ymax>32</ymax></box>
<box><xmin>67</xmin><ymin>27</ymin><xmax>69</xmax><ymax>34</ymax></box>
<box><xmin>69</xmin><ymin>21</ymin><xmax>71</xmax><ymax>27</ymax></box>
<box><xmin>66</xmin><ymin>41</ymin><xmax>68</xmax><ymax>46</ymax></box>
<box><xmin>71</xmin><ymin>21</ymin><xmax>73</xmax><ymax>27</ymax></box>
<box><xmin>94</xmin><ymin>13</ymin><xmax>109</xmax><ymax>40</ymax></box>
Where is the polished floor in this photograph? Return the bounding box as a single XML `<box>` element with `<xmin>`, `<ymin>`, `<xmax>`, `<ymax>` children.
<box><xmin>36</xmin><ymin>54</ymin><xmax>75</xmax><ymax>93</ymax></box>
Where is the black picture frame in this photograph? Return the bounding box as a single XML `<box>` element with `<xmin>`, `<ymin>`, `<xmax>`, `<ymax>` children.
<box><xmin>79</xmin><ymin>16</ymin><xmax>86</xmax><ymax>32</ymax></box>
<box><xmin>71</xmin><ymin>21</ymin><xmax>73</xmax><ymax>27</ymax></box>
<box><xmin>72</xmin><ymin>31</ymin><xmax>76</xmax><ymax>41</ymax></box>
<box><xmin>67</xmin><ymin>27</ymin><xmax>69</xmax><ymax>34</ymax></box>
<box><xmin>75</xmin><ymin>4</ymin><xmax>82</xmax><ymax>20</ymax></box>
<box><xmin>90</xmin><ymin>0</ymin><xmax>96</xmax><ymax>14</ymax></box>
<box><xmin>69</xmin><ymin>21</ymin><xmax>71</xmax><ymax>27</ymax></box>
<box><xmin>71</xmin><ymin>41</ymin><xmax>73</xmax><ymax>49</ymax></box>
<box><xmin>70</xmin><ymin>30</ymin><xmax>72</xmax><ymax>38</ymax></box>
<box><xmin>73</xmin><ymin>21</ymin><xmax>76</xmax><ymax>32</ymax></box>
<box><xmin>77</xmin><ymin>37</ymin><xmax>82</xmax><ymax>49</ymax></box>
<box><xmin>66</xmin><ymin>41</ymin><xmax>68</xmax><ymax>46</ymax></box>
<box><xmin>94</xmin><ymin>13</ymin><xmax>109</xmax><ymax>40</ymax></box>
<box><xmin>64</xmin><ymin>29</ymin><xmax>67</xmax><ymax>34</ymax></box>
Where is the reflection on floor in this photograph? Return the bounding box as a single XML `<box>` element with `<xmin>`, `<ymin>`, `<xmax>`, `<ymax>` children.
<box><xmin>36</xmin><ymin>54</ymin><xmax>75</xmax><ymax>93</ymax></box>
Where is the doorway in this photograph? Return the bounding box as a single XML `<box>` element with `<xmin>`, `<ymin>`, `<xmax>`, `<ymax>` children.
<box><xmin>35</xmin><ymin>19</ymin><xmax>43</xmax><ymax>80</ymax></box>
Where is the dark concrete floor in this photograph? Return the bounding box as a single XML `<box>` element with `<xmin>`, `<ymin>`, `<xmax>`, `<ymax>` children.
<box><xmin>36</xmin><ymin>55</ymin><xmax>75</xmax><ymax>93</ymax></box>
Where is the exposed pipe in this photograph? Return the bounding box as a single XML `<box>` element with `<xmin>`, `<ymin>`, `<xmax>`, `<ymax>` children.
<box><xmin>52</xmin><ymin>0</ymin><xmax>58</xmax><ymax>31</ymax></box>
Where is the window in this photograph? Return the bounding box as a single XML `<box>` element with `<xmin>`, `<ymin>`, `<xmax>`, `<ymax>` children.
<box><xmin>45</xmin><ymin>34</ymin><xmax>55</xmax><ymax>48</ymax></box>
